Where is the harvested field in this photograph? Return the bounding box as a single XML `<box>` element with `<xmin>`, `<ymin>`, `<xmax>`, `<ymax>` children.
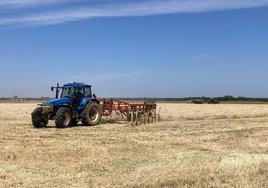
<box><xmin>0</xmin><ymin>103</ymin><xmax>267</xmax><ymax>187</ymax></box>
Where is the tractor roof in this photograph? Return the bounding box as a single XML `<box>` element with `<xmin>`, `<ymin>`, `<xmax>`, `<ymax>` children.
<box><xmin>63</xmin><ymin>82</ymin><xmax>91</xmax><ymax>88</ymax></box>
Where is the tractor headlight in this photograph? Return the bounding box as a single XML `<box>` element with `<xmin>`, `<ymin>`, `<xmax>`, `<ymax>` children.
<box><xmin>40</xmin><ymin>104</ymin><xmax>54</xmax><ymax>112</ymax></box>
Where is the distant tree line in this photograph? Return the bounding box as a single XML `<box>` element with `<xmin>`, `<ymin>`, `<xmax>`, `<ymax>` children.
<box><xmin>0</xmin><ymin>96</ymin><xmax>50</xmax><ymax>101</ymax></box>
<box><xmin>1</xmin><ymin>95</ymin><xmax>268</xmax><ymax>103</ymax></box>
<box><xmin>117</xmin><ymin>96</ymin><xmax>268</xmax><ymax>103</ymax></box>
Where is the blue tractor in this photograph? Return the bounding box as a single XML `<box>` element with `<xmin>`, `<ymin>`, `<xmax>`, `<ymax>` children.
<box><xmin>31</xmin><ymin>83</ymin><xmax>102</xmax><ymax>128</ymax></box>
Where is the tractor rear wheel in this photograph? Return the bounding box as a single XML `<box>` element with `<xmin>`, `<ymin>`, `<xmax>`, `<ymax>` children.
<box><xmin>81</xmin><ymin>103</ymin><xmax>102</xmax><ymax>126</ymax></box>
<box><xmin>31</xmin><ymin>107</ymin><xmax>48</xmax><ymax>128</ymax></box>
<box><xmin>55</xmin><ymin>107</ymin><xmax>72</xmax><ymax>128</ymax></box>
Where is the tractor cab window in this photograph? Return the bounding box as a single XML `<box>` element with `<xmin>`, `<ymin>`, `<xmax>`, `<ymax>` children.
<box><xmin>83</xmin><ymin>87</ymin><xmax>92</xmax><ymax>98</ymax></box>
<box><xmin>73</xmin><ymin>87</ymin><xmax>84</xmax><ymax>98</ymax></box>
<box><xmin>61</xmin><ymin>87</ymin><xmax>75</xmax><ymax>98</ymax></box>
<box><xmin>61</xmin><ymin>87</ymin><xmax>92</xmax><ymax>98</ymax></box>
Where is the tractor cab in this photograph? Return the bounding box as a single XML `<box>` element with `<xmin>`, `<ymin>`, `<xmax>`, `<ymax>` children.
<box><xmin>47</xmin><ymin>83</ymin><xmax>95</xmax><ymax>110</ymax></box>
<box><xmin>59</xmin><ymin>83</ymin><xmax>93</xmax><ymax>109</ymax></box>
<box><xmin>51</xmin><ymin>82</ymin><xmax>93</xmax><ymax>99</ymax></box>
<box><xmin>60</xmin><ymin>83</ymin><xmax>92</xmax><ymax>99</ymax></box>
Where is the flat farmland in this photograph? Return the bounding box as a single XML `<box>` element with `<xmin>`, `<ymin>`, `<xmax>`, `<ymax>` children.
<box><xmin>0</xmin><ymin>103</ymin><xmax>267</xmax><ymax>187</ymax></box>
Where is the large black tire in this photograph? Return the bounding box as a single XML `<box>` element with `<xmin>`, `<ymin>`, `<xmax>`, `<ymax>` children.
<box><xmin>81</xmin><ymin>103</ymin><xmax>102</xmax><ymax>126</ymax></box>
<box><xmin>31</xmin><ymin>107</ymin><xmax>48</xmax><ymax>128</ymax></box>
<box><xmin>55</xmin><ymin>107</ymin><xmax>72</xmax><ymax>128</ymax></box>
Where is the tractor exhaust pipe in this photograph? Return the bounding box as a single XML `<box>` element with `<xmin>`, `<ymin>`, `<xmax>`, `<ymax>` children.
<box><xmin>51</xmin><ymin>83</ymin><xmax>61</xmax><ymax>99</ymax></box>
<box><xmin>56</xmin><ymin>83</ymin><xmax>59</xmax><ymax>99</ymax></box>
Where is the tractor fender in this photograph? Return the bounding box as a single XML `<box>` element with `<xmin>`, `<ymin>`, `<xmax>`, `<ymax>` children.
<box><xmin>92</xmin><ymin>98</ymin><xmax>100</xmax><ymax>104</ymax></box>
<box><xmin>80</xmin><ymin>98</ymin><xmax>100</xmax><ymax>110</ymax></box>
<box><xmin>54</xmin><ymin>104</ymin><xmax>72</xmax><ymax>113</ymax></box>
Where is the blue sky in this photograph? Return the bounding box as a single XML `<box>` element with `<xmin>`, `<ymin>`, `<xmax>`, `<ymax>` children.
<box><xmin>0</xmin><ymin>0</ymin><xmax>268</xmax><ymax>98</ymax></box>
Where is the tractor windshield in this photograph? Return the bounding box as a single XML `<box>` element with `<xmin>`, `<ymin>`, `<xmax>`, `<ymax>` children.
<box><xmin>61</xmin><ymin>87</ymin><xmax>75</xmax><ymax>98</ymax></box>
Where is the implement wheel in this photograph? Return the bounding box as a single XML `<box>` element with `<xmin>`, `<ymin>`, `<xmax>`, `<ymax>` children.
<box><xmin>55</xmin><ymin>107</ymin><xmax>72</xmax><ymax>128</ymax></box>
<box><xmin>82</xmin><ymin>103</ymin><xmax>102</xmax><ymax>126</ymax></box>
<box><xmin>31</xmin><ymin>107</ymin><xmax>48</xmax><ymax>128</ymax></box>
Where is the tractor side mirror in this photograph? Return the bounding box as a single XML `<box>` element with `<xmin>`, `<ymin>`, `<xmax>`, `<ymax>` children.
<box><xmin>93</xmin><ymin>94</ymin><xmax>97</xmax><ymax>99</ymax></box>
<box><xmin>51</xmin><ymin>87</ymin><xmax>54</xmax><ymax>92</ymax></box>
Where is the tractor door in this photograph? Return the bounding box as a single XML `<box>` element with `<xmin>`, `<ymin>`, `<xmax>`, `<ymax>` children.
<box><xmin>72</xmin><ymin>87</ymin><xmax>92</xmax><ymax>110</ymax></box>
<box><xmin>71</xmin><ymin>87</ymin><xmax>84</xmax><ymax>109</ymax></box>
<box><xmin>77</xmin><ymin>87</ymin><xmax>92</xmax><ymax>110</ymax></box>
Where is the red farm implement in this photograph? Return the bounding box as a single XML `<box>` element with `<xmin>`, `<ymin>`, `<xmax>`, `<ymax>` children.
<box><xmin>98</xmin><ymin>98</ymin><xmax>160</xmax><ymax>125</ymax></box>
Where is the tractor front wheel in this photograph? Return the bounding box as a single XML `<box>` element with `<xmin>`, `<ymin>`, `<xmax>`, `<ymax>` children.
<box><xmin>31</xmin><ymin>107</ymin><xmax>48</xmax><ymax>128</ymax></box>
<box><xmin>81</xmin><ymin>103</ymin><xmax>102</xmax><ymax>126</ymax></box>
<box><xmin>55</xmin><ymin>107</ymin><xmax>72</xmax><ymax>128</ymax></box>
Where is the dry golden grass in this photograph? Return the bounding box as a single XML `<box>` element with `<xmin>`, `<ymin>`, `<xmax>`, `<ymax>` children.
<box><xmin>0</xmin><ymin>103</ymin><xmax>267</xmax><ymax>188</ymax></box>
